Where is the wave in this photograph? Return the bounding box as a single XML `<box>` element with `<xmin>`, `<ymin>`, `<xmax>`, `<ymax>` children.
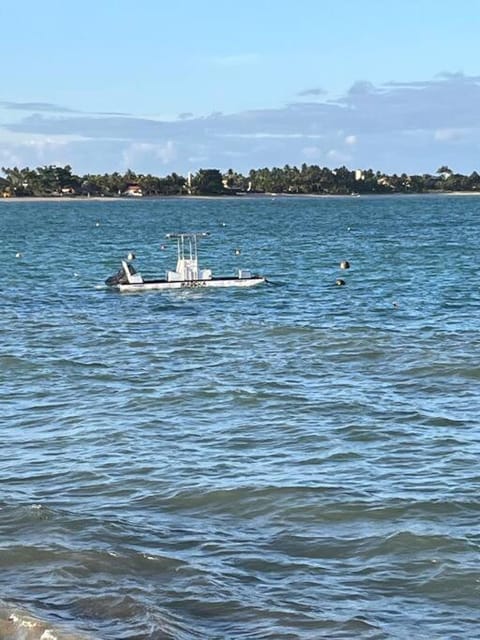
<box><xmin>0</xmin><ymin>600</ymin><xmax>94</xmax><ymax>640</ymax></box>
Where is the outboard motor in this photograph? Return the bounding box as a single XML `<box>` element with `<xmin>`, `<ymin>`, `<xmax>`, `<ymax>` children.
<box><xmin>105</xmin><ymin>262</ymin><xmax>137</xmax><ymax>286</ymax></box>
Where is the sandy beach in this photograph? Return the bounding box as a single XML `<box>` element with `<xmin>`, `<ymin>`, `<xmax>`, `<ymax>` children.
<box><xmin>2</xmin><ymin>191</ymin><xmax>480</xmax><ymax>203</ymax></box>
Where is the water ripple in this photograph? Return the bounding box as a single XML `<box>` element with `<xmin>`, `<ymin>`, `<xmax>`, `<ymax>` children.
<box><xmin>1</xmin><ymin>196</ymin><xmax>480</xmax><ymax>638</ymax></box>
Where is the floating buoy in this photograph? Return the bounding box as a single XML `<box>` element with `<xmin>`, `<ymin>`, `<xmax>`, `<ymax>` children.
<box><xmin>95</xmin><ymin>221</ymin><xmax>100</xmax><ymax>227</ymax></box>
<box><xmin>336</xmin><ymin>278</ymin><xmax>346</xmax><ymax>286</ymax></box>
<box><xmin>340</xmin><ymin>260</ymin><xmax>350</xmax><ymax>269</ymax></box>
<box><xmin>234</xmin><ymin>248</ymin><xmax>241</xmax><ymax>256</ymax></box>
<box><xmin>127</xmin><ymin>252</ymin><xmax>136</xmax><ymax>261</ymax></box>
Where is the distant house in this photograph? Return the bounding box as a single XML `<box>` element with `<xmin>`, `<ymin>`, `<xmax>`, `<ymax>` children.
<box><xmin>377</xmin><ymin>176</ymin><xmax>392</xmax><ymax>188</ymax></box>
<box><xmin>124</xmin><ymin>184</ymin><xmax>143</xmax><ymax>197</ymax></box>
<box><xmin>437</xmin><ymin>170</ymin><xmax>453</xmax><ymax>181</ymax></box>
<box><xmin>221</xmin><ymin>178</ymin><xmax>244</xmax><ymax>192</ymax></box>
<box><xmin>61</xmin><ymin>187</ymin><xmax>77</xmax><ymax>196</ymax></box>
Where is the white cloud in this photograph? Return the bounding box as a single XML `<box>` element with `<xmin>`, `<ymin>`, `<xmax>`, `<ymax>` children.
<box><xmin>209</xmin><ymin>53</ymin><xmax>260</xmax><ymax>67</ymax></box>
<box><xmin>0</xmin><ymin>129</ymin><xmax>86</xmax><ymax>146</ymax></box>
<box><xmin>120</xmin><ymin>141</ymin><xmax>178</xmax><ymax>171</ymax></box>
<box><xmin>2</xmin><ymin>73</ymin><xmax>480</xmax><ymax>174</ymax></box>
<box><xmin>0</xmin><ymin>148</ymin><xmax>21</xmax><ymax>166</ymax></box>
<box><xmin>0</xmin><ymin>131</ymin><xmax>92</xmax><ymax>170</ymax></box>
<box><xmin>433</xmin><ymin>128</ymin><xmax>466</xmax><ymax>142</ymax></box>
<box><xmin>217</xmin><ymin>133</ymin><xmax>324</xmax><ymax>140</ymax></box>
<box><xmin>327</xmin><ymin>149</ymin><xmax>352</xmax><ymax>163</ymax></box>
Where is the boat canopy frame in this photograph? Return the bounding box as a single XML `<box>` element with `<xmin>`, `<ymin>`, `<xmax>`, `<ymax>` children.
<box><xmin>165</xmin><ymin>232</ymin><xmax>211</xmax><ymax>282</ymax></box>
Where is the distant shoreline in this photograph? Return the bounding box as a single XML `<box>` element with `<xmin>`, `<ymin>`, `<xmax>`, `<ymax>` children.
<box><xmin>2</xmin><ymin>191</ymin><xmax>480</xmax><ymax>203</ymax></box>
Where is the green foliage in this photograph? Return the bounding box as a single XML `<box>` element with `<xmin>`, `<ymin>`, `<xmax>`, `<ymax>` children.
<box><xmin>436</xmin><ymin>165</ymin><xmax>453</xmax><ymax>175</ymax></box>
<box><xmin>2</xmin><ymin>163</ymin><xmax>480</xmax><ymax>197</ymax></box>
<box><xmin>190</xmin><ymin>169</ymin><xmax>224</xmax><ymax>195</ymax></box>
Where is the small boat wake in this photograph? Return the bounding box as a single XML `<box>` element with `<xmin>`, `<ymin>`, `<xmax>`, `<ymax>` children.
<box><xmin>264</xmin><ymin>276</ymin><xmax>287</xmax><ymax>286</ymax></box>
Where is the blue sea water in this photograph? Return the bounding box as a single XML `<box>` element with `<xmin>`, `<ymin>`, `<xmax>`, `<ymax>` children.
<box><xmin>0</xmin><ymin>194</ymin><xmax>479</xmax><ymax>639</ymax></box>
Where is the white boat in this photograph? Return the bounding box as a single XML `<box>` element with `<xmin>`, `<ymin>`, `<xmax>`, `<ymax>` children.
<box><xmin>105</xmin><ymin>232</ymin><xmax>266</xmax><ymax>292</ymax></box>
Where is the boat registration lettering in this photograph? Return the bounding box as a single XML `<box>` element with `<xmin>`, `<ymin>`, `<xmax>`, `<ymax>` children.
<box><xmin>181</xmin><ymin>281</ymin><xmax>207</xmax><ymax>288</ymax></box>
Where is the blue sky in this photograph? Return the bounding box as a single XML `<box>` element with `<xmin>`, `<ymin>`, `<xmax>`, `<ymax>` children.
<box><xmin>1</xmin><ymin>0</ymin><xmax>480</xmax><ymax>176</ymax></box>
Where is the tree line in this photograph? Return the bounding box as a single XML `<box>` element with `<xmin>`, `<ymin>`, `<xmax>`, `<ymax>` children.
<box><xmin>1</xmin><ymin>163</ymin><xmax>479</xmax><ymax>197</ymax></box>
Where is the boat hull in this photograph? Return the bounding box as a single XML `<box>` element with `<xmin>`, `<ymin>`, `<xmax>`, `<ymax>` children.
<box><xmin>112</xmin><ymin>276</ymin><xmax>266</xmax><ymax>292</ymax></box>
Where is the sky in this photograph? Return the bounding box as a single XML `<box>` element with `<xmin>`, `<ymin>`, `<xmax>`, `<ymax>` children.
<box><xmin>1</xmin><ymin>0</ymin><xmax>480</xmax><ymax>177</ymax></box>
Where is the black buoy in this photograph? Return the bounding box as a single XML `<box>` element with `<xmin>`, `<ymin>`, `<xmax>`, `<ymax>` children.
<box><xmin>340</xmin><ymin>260</ymin><xmax>350</xmax><ymax>270</ymax></box>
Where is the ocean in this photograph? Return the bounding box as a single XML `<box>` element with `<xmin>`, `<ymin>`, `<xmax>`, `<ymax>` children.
<box><xmin>1</xmin><ymin>194</ymin><xmax>479</xmax><ymax>639</ymax></box>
